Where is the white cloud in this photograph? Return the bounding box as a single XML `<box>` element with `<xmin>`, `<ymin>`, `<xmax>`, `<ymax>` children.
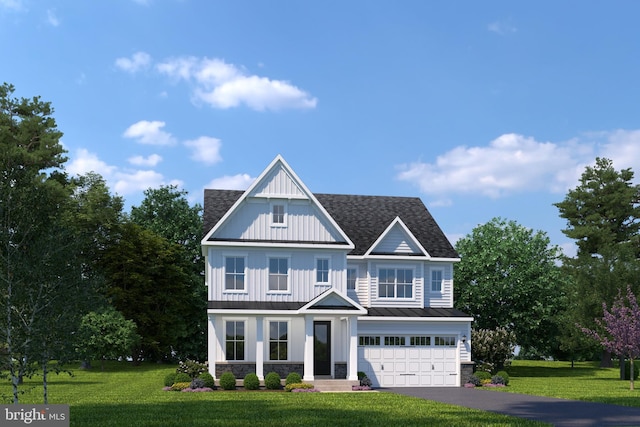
<box><xmin>488</xmin><ymin>20</ymin><xmax>517</xmax><ymax>35</ymax></box>
<box><xmin>123</xmin><ymin>120</ymin><xmax>176</xmax><ymax>146</ymax></box>
<box><xmin>156</xmin><ymin>56</ymin><xmax>317</xmax><ymax>111</ymax></box>
<box><xmin>46</xmin><ymin>9</ymin><xmax>59</xmax><ymax>26</ymax></box>
<box><xmin>205</xmin><ymin>174</ymin><xmax>255</xmax><ymax>190</ymax></box>
<box><xmin>397</xmin><ymin>130</ymin><xmax>640</xmax><ymax>204</ymax></box>
<box><xmin>128</xmin><ymin>154</ymin><xmax>162</xmax><ymax>167</ymax></box>
<box><xmin>113</xmin><ymin>170</ymin><xmax>172</xmax><ymax>195</ymax></box>
<box><xmin>115</xmin><ymin>51</ymin><xmax>152</xmax><ymax>73</ymax></box>
<box><xmin>184</xmin><ymin>136</ymin><xmax>222</xmax><ymax>165</ymax></box>
<box><xmin>66</xmin><ymin>148</ymin><xmax>117</xmax><ymax>177</ymax></box>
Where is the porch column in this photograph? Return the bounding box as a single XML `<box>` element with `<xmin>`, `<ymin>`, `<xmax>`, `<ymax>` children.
<box><xmin>303</xmin><ymin>315</ymin><xmax>314</xmax><ymax>382</ymax></box>
<box><xmin>207</xmin><ymin>314</ymin><xmax>216</xmax><ymax>378</ymax></box>
<box><xmin>255</xmin><ymin>316</ymin><xmax>264</xmax><ymax>380</ymax></box>
<box><xmin>347</xmin><ymin>316</ymin><xmax>358</xmax><ymax>381</ymax></box>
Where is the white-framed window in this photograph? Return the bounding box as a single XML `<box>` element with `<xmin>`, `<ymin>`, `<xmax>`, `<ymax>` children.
<box><xmin>358</xmin><ymin>336</ymin><xmax>380</xmax><ymax>346</ymax></box>
<box><xmin>410</xmin><ymin>336</ymin><xmax>431</xmax><ymax>346</ymax></box>
<box><xmin>347</xmin><ymin>267</ymin><xmax>357</xmax><ymax>291</ymax></box>
<box><xmin>316</xmin><ymin>258</ymin><xmax>330</xmax><ymax>284</ymax></box>
<box><xmin>378</xmin><ymin>268</ymin><xmax>413</xmax><ymax>298</ymax></box>
<box><xmin>431</xmin><ymin>268</ymin><xmax>444</xmax><ymax>292</ymax></box>
<box><xmin>224</xmin><ymin>256</ymin><xmax>246</xmax><ymax>291</ymax></box>
<box><xmin>271</xmin><ymin>203</ymin><xmax>286</xmax><ymax>226</ymax></box>
<box><xmin>384</xmin><ymin>336</ymin><xmax>406</xmax><ymax>346</ymax></box>
<box><xmin>435</xmin><ymin>336</ymin><xmax>456</xmax><ymax>347</ymax></box>
<box><xmin>268</xmin><ymin>257</ymin><xmax>289</xmax><ymax>292</ymax></box>
<box><xmin>225</xmin><ymin>320</ymin><xmax>245</xmax><ymax>361</ymax></box>
<box><xmin>269</xmin><ymin>320</ymin><xmax>288</xmax><ymax>360</ymax></box>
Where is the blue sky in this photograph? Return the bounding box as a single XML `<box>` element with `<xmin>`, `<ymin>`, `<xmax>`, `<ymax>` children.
<box><xmin>3</xmin><ymin>1</ymin><xmax>640</xmax><ymax>256</ymax></box>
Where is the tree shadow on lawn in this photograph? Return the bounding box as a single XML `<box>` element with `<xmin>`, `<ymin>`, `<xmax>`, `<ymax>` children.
<box><xmin>70</xmin><ymin>399</ymin><xmax>535</xmax><ymax>427</ymax></box>
<box><xmin>508</xmin><ymin>363</ymin><xmax>602</xmax><ymax>378</ymax></box>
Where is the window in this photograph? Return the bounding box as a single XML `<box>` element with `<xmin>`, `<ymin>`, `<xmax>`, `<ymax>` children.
<box><xmin>347</xmin><ymin>268</ymin><xmax>357</xmax><ymax>291</ymax></box>
<box><xmin>271</xmin><ymin>204</ymin><xmax>285</xmax><ymax>225</ymax></box>
<box><xmin>378</xmin><ymin>268</ymin><xmax>413</xmax><ymax>298</ymax></box>
<box><xmin>431</xmin><ymin>269</ymin><xmax>443</xmax><ymax>292</ymax></box>
<box><xmin>358</xmin><ymin>336</ymin><xmax>380</xmax><ymax>346</ymax></box>
<box><xmin>316</xmin><ymin>258</ymin><xmax>329</xmax><ymax>283</ymax></box>
<box><xmin>268</xmin><ymin>258</ymin><xmax>288</xmax><ymax>291</ymax></box>
<box><xmin>225</xmin><ymin>257</ymin><xmax>245</xmax><ymax>291</ymax></box>
<box><xmin>269</xmin><ymin>321</ymin><xmax>288</xmax><ymax>360</ymax></box>
<box><xmin>410</xmin><ymin>336</ymin><xmax>431</xmax><ymax>346</ymax></box>
<box><xmin>435</xmin><ymin>336</ymin><xmax>456</xmax><ymax>346</ymax></box>
<box><xmin>384</xmin><ymin>336</ymin><xmax>406</xmax><ymax>346</ymax></box>
<box><xmin>225</xmin><ymin>321</ymin><xmax>245</xmax><ymax>360</ymax></box>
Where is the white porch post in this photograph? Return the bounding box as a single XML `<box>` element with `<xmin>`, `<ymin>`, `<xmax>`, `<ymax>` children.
<box><xmin>207</xmin><ymin>314</ymin><xmax>216</xmax><ymax>378</ymax></box>
<box><xmin>255</xmin><ymin>316</ymin><xmax>264</xmax><ymax>380</ymax></box>
<box><xmin>303</xmin><ymin>315</ymin><xmax>314</xmax><ymax>382</ymax></box>
<box><xmin>347</xmin><ymin>316</ymin><xmax>358</xmax><ymax>381</ymax></box>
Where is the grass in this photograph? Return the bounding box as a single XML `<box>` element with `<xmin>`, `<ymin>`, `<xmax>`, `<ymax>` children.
<box><xmin>488</xmin><ymin>360</ymin><xmax>640</xmax><ymax>407</ymax></box>
<box><xmin>1</xmin><ymin>362</ymin><xmax>546</xmax><ymax>427</ymax></box>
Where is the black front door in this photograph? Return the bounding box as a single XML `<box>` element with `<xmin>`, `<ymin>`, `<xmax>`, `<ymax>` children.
<box><xmin>314</xmin><ymin>321</ymin><xmax>331</xmax><ymax>376</ymax></box>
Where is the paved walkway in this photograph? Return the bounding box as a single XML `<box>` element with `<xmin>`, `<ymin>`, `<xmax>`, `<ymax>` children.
<box><xmin>387</xmin><ymin>387</ymin><xmax>640</xmax><ymax>427</ymax></box>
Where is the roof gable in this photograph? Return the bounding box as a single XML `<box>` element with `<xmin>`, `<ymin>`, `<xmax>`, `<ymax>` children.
<box><xmin>366</xmin><ymin>217</ymin><xmax>429</xmax><ymax>256</ymax></box>
<box><xmin>300</xmin><ymin>289</ymin><xmax>366</xmax><ymax>314</ymax></box>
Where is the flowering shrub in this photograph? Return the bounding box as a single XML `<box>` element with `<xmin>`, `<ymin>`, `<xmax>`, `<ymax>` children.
<box><xmin>285</xmin><ymin>382</ymin><xmax>314</xmax><ymax>392</ymax></box>
<box><xmin>352</xmin><ymin>385</ymin><xmax>372</xmax><ymax>391</ymax></box>
<box><xmin>181</xmin><ymin>387</ymin><xmax>214</xmax><ymax>392</ymax></box>
<box><xmin>291</xmin><ymin>388</ymin><xmax>319</xmax><ymax>392</ymax></box>
<box><xmin>177</xmin><ymin>359</ymin><xmax>208</xmax><ymax>379</ymax></box>
<box><xmin>463</xmin><ymin>383</ymin><xmax>476</xmax><ymax>388</ymax></box>
<box><xmin>162</xmin><ymin>386</ymin><xmax>173</xmax><ymax>391</ymax></box>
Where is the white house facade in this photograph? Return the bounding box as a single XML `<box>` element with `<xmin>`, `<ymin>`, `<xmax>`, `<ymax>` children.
<box><xmin>202</xmin><ymin>155</ymin><xmax>473</xmax><ymax>387</ymax></box>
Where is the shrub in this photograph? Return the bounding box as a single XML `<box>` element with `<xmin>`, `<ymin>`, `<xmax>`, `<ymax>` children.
<box><xmin>170</xmin><ymin>382</ymin><xmax>191</xmax><ymax>391</ymax></box>
<box><xmin>173</xmin><ymin>372</ymin><xmax>191</xmax><ymax>384</ymax></box>
<box><xmin>285</xmin><ymin>372</ymin><xmax>302</xmax><ymax>385</ymax></box>
<box><xmin>474</xmin><ymin>371</ymin><xmax>491</xmax><ymax>381</ymax></box>
<box><xmin>624</xmin><ymin>360</ymin><xmax>640</xmax><ymax>381</ymax></box>
<box><xmin>264</xmin><ymin>371</ymin><xmax>281</xmax><ymax>390</ymax></box>
<box><xmin>198</xmin><ymin>372</ymin><xmax>215</xmax><ymax>389</ymax></box>
<box><xmin>164</xmin><ymin>372</ymin><xmax>177</xmax><ymax>387</ymax></box>
<box><xmin>466</xmin><ymin>374</ymin><xmax>481</xmax><ymax>387</ymax></box>
<box><xmin>190</xmin><ymin>378</ymin><xmax>206</xmax><ymax>390</ymax></box>
<box><xmin>244</xmin><ymin>373</ymin><xmax>260</xmax><ymax>390</ymax></box>
<box><xmin>495</xmin><ymin>370</ymin><xmax>510</xmax><ymax>386</ymax></box>
<box><xmin>360</xmin><ymin>376</ymin><xmax>372</xmax><ymax>387</ymax></box>
<box><xmin>219</xmin><ymin>372</ymin><xmax>236</xmax><ymax>390</ymax></box>
<box><xmin>357</xmin><ymin>371</ymin><xmax>367</xmax><ymax>380</ymax></box>
<box><xmin>491</xmin><ymin>375</ymin><xmax>507</xmax><ymax>385</ymax></box>
<box><xmin>285</xmin><ymin>382</ymin><xmax>314</xmax><ymax>392</ymax></box>
<box><xmin>481</xmin><ymin>378</ymin><xmax>492</xmax><ymax>386</ymax></box>
<box><xmin>177</xmin><ymin>359</ymin><xmax>208</xmax><ymax>379</ymax></box>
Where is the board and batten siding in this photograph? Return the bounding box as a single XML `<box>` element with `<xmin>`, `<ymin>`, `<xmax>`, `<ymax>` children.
<box><xmin>371</xmin><ymin>226</ymin><xmax>422</xmax><ymax>254</ymax></box>
<box><xmin>214</xmin><ymin>199</ymin><xmax>345</xmax><ymax>243</ymax></box>
<box><xmin>251</xmin><ymin>165</ymin><xmax>306</xmax><ymax>198</ymax></box>
<box><xmin>207</xmin><ymin>248</ymin><xmax>348</xmax><ymax>302</ymax></box>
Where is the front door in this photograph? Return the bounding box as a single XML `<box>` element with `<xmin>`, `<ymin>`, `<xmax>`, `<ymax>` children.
<box><xmin>314</xmin><ymin>321</ymin><xmax>331</xmax><ymax>376</ymax></box>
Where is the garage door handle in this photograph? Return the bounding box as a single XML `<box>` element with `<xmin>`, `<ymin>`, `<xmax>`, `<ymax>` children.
<box><xmin>381</xmin><ymin>365</ymin><xmax>383</xmax><ymax>371</ymax></box>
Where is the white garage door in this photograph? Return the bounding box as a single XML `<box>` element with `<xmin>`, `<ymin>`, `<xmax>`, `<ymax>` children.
<box><xmin>357</xmin><ymin>335</ymin><xmax>459</xmax><ymax>387</ymax></box>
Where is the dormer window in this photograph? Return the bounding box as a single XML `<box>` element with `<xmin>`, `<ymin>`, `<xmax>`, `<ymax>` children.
<box><xmin>271</xmin><ymin>203</ymin><xmax>286</xmax><ymax>226</ymax></box>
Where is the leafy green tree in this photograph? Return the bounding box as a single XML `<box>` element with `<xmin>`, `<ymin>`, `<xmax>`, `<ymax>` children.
<box><xmin>130</xmin><ymin>186</ymin><xmax>206</xmax><ymax>360</ymax></box>
<box><xmin>77</xmin><ymin>307</ymin><xmax>140</xmax><ymax>371</ymax></box>
<box><xmin>100</xmin><ymin>222</ymin><xmax>194</xmax><ymax>361</ymax></box>
<box><xmin>454</xmin><ymin>218</ymin><xmax>568</xmax><ymax>356</ymax></box>
<box><xmin>554</xmin><ymin>158</ymin><xmax>640</xmax><ymax>366</ymax></box>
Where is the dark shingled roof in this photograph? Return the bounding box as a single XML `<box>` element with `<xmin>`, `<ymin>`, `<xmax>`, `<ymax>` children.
<box><xmin>203</xmin><ymin>189</ymin><xmax>459</xmax><ymax>259</ymax></box>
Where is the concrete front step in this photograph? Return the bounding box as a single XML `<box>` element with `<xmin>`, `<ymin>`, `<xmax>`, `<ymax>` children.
<box><xmin>311</xmin><ymin>379</ymin><xmax>359</xmax><ymax>392</ymax></box>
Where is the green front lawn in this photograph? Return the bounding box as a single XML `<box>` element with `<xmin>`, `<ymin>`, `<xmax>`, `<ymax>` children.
<box><xmin>492</xmin><ymin>360</ymin><xmax>640</xmax><ymax>407</ymax></box>
<box><xmin>3</xmin><ymin>362</ymin><xmax>545</xmax><ymax>427</ymax></box>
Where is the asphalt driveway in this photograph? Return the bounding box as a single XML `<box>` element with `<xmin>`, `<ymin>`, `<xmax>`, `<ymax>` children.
<box><xmin>387</xmin><ymin>387</ymin><xmax>640</xmax><ymax>427</ymax></box>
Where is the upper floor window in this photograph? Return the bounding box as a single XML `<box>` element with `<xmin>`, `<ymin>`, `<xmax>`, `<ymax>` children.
<box><xmin>431</xmin><ymin>268</ymin><xmax>443</xmax><ymax>292</ymax></box>
<box><xmin>347</xmin><ymin>268</ymin><xmax>357</xmax><ymax>291</ymax></box>
<box><xmin>268</xmin><ymin>257</ymin><xmax>289</xmax><ymax>292</ymax></box>
<box><xmin>271</xmin><ymin>203</ymin><xmax>286</xmax><ymax>226</ymax></box>
<box><xmin>269</xmin><ymin>321</ymin><xmax>288</xmax><ymax>360</ymax></box>
<box><xmin>225</xmin><ymin>321</ymin><xmax>245</xmax><ymax>360</ymax></box>
<box><xmin>225</xmin><ymin>256</ymin><xmax>245</xmax><ymax>291</ymax></box>
<box><xmin>378</xmin><ymin>268</ymin><xmax>413</xmax><ymax>298</ymax></box>
<box><xmin>316</xmin><ymin>258</ymin><xmax>329</xmax><ymax>284</ymax></box>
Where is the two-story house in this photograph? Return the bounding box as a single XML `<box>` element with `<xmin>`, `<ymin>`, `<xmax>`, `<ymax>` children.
<box><xmin>202</xmin><ymin>155</ymin><xmax>473</xmax><ymax>387</ymax></box>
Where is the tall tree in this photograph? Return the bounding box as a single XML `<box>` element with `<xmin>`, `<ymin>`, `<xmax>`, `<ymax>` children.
<box><xmin>554</xmin><ymin>158</ymin><xmax>640</xmax><ymax>366</ymax></box>
<box><xmin>454</xmin><ymin>217</ymin><xmax>568</xmax><ymax>356</ymax></box>
<box><xmin>100</xmin><ymin>222</ymin><xmax>194</xmax><ymax>361</ymax></box>
<box><xmin>130</xmin><ymin>186</ymin><xmax>206</xmax><ymax>360</ymax></box>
